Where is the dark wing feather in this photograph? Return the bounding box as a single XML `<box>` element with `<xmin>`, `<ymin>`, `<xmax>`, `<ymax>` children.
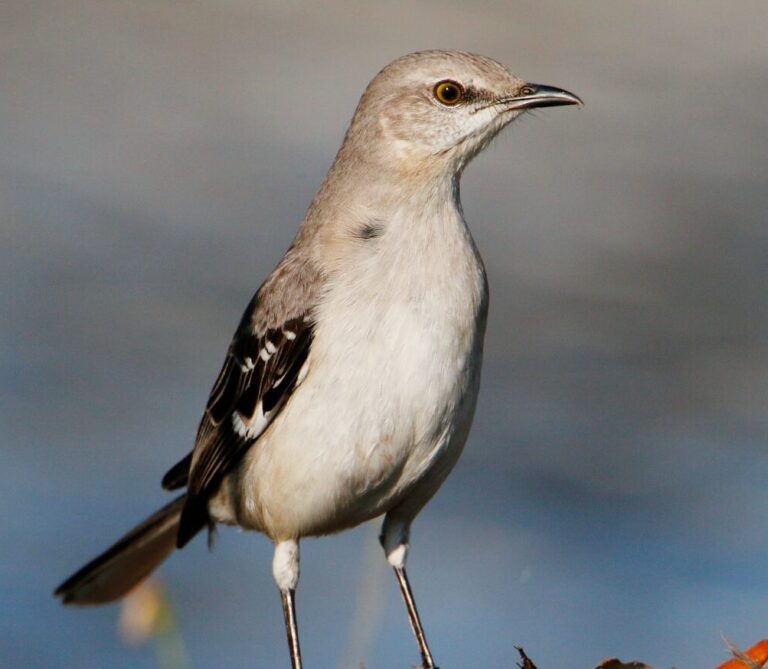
<box><xmin>176</xmin><ymin>311</ymin><xmax>313</xmax><ymax>547</ymax></box>
<box><xmin>161</xmin><ymin>452</ymin><xmax>192</xmax><ymax>491</ymax></box>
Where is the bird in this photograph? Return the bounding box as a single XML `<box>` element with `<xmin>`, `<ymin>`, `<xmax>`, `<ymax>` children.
<box><xmin>54</xmin><ymin>50</ymin><xmax>580</xmax><ymax>669</ymax></box>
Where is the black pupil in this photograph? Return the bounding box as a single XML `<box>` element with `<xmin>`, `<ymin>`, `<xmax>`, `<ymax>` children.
<box><xmin>441</xmin><ymin>85</ymin><xmax>458</xmax><ymax>101</ymax></box>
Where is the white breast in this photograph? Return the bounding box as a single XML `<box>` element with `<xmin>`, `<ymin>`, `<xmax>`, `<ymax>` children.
<box><xmin>225</xmin><ymin>203</ymin><xmax>488</xmax><ymax>540</ymax></box>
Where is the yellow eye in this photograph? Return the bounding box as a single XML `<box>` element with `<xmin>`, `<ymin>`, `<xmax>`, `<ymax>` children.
<box><xmin>434</xmin><ymin>80</ymin><xmax>464</xmax><ymax>106</ymax></box>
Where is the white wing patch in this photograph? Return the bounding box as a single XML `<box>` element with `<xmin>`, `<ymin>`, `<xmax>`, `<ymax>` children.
<box><xmin>231</xmin><ymin>358</ymin><xmax>311</xmax><ymax>440</ymax></box>
<box><xmin>232</xmin><ymin>404</ymin><xmax>272</xmax><ymax>439</ymax></box>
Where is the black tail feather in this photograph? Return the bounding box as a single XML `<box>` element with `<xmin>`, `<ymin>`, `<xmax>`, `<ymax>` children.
<box><xmin>176</xmin><ymin>493</ymin><xmax>209</xmax><ymax>549</ymax></box>
<box><xmin>55</xmin><ymin>494</ymin><xmax>188</xmax><ymax>605</ymax></box>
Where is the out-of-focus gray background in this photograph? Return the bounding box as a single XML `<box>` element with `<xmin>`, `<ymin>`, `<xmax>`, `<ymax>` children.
<box><xmin>3</xmin><ymin>1</ymin><xmax>767</xmax><ymax>667</ymax></box>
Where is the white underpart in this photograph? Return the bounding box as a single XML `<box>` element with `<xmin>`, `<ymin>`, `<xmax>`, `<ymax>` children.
<box><xmin>295</xmin><ymin>360</ymin><xmax>309</xmax><ymax>385</ymax></box>
<box><xmin>224</xmin><ymin>176</ymin><xmax>488</xmax><ymax>546</ymax></box>
<box><xmin>272</xmin><ymin>539</ymin><xmax>300</xmax><ymax>591</ymax></box>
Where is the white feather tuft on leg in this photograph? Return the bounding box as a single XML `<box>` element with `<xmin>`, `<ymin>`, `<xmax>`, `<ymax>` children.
<box><xmin>273</xmin><ymin>539</ymin><xmax>300</xmax><ymax>591</ymax></box>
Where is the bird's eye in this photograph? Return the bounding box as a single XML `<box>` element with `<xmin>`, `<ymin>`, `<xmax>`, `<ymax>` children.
<box><xmin>519</xmin><ymin>85</ymin><xmax>536</xmax><ymax>96</ymax></box>
<box><xmin>434</xmin><ymin>80</ymin><xmax>464</xmax><ymax>106</ymax></box>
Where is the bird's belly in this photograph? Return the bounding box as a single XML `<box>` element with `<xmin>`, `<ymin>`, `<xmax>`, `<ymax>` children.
<box><xmin>219</xmin><ymin>292</ymin><xmax>485</xmax><ymax>540</ymax></box>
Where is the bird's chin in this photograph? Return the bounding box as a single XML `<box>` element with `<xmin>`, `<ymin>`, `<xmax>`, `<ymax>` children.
<box><xmin>440</xmin><ymin>117</ymin><xmax>509</xmax><ymax>163</ymax></box>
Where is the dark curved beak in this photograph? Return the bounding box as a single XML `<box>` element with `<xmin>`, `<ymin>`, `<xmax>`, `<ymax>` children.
<box><xmin>504</xmin><ymin>84</ymin><xmax>583</xmax><ymax>111</ymax></box>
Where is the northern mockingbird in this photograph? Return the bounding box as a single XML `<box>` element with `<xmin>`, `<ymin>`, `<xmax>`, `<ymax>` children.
<box><xmin>55</xmin><ymin>50</ymin><xmax>580</xmax><ymax>668</ymax></box>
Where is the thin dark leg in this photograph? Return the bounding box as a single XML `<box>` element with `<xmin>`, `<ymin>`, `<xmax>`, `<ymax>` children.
<box><xmin>393</xmin><ymin>566</ymin><xmax>437</xmax><ymax>669</ymax></box>
<box><xmin>280</xmin><ymin>589</ymin><xmax>302</xmax><ymax>669</ymax></box>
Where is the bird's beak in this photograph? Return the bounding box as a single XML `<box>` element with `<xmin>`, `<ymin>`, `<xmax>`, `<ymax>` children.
<box><xmin>503</xmin><ymin>84</ymin><xmax>583</xmax><ymax>111</ymax></box>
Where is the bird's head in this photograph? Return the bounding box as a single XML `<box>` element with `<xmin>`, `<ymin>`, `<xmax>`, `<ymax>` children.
<box><xmin>342</xmin><ymin>50</ymin><xmax>581</xmax><ymax>177</ymax></box>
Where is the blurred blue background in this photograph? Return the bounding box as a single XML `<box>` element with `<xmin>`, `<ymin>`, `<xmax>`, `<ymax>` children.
<box><xmin>3</xmin><ymin>1</ymin><xmax>768</xmax><ymax>667</ymax></box>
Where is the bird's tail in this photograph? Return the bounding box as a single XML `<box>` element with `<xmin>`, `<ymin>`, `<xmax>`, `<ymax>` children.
<box><xmin>54</xmin><ymin>494</ymin><xmax>187</xmax><ymax>605</ymax></box>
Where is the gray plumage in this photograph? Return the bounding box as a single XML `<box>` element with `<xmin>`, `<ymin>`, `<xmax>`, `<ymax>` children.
<box><xmin>55</xmin><ymin>50</ymin><xmax>580</xmax><ymax>669</ymax></box>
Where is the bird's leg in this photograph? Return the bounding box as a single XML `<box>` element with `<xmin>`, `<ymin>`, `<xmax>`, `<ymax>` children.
<box><xmin>280</xmin><ymin>588</ymin><xmax>302</xmax><ymax>669</ymax></box>
<box><xmin>273</xmin><ymin>540</ymin><xmax>302</xmax><ymax>669</ymax></box>
<box><xmin>393</xmin><ymin>565</ymin><xmax>437</xmax><ymax>669</ymax></box>
<box><xmin>380</xmin><ymin>516</ymin><xmax>438</xmax><ymax>669</ymax></box>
